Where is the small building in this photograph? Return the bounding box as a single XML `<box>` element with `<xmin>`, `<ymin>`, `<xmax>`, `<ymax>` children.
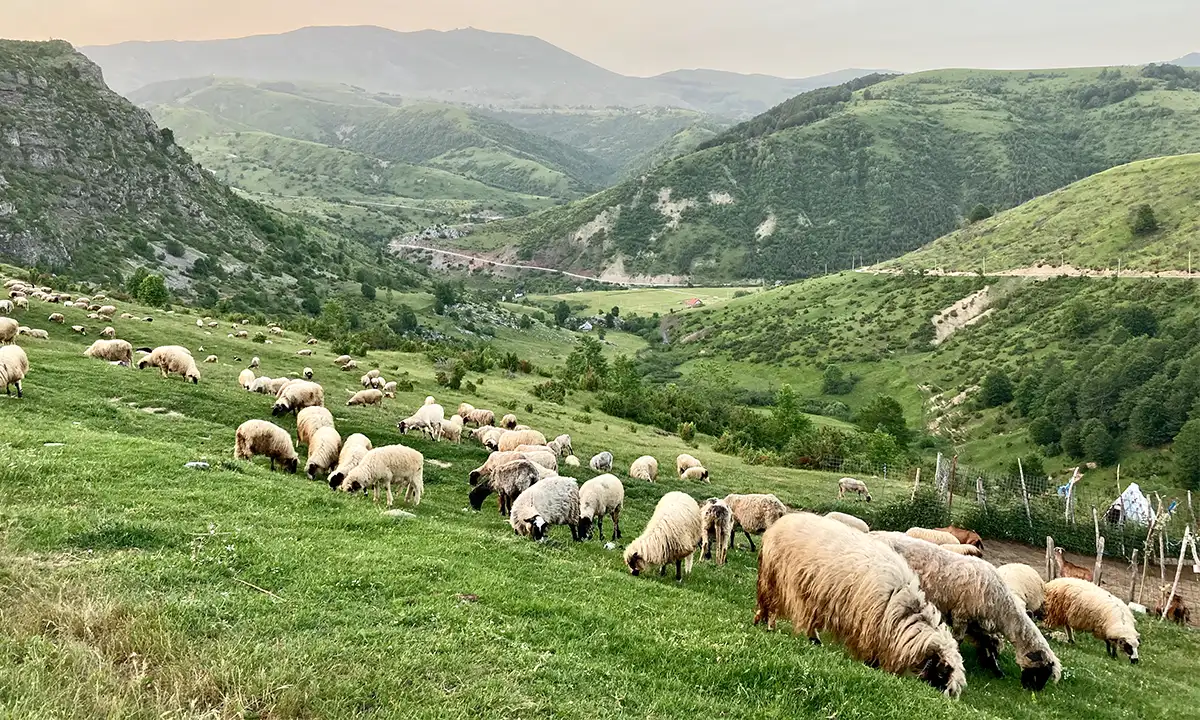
<box><xmin>684</xmin><ymin>298</ymin><xmax>705</xmax><ymax>308</ymax></box>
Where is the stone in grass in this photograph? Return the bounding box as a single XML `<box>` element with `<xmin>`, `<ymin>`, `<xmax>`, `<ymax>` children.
<box><xmin>383</xmin><ymin>509</ymin><xmax>417</xmax><ymax>520</ymax></box>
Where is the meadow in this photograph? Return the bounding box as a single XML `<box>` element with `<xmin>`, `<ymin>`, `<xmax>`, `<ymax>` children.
<box><xmin>1</xmin><ymin>286</ymin><xmax>1199</xmax><ymax>719</ymax></box>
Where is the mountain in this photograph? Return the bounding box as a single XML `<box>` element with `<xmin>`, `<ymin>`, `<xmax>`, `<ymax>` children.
<box><xmin>82</xmin><ymin>26</ymin><xmax>882</xmax><ymax>117</ymax></box>
<box><xmin>883</xmin><ymin>153</ymin><xmax>1200</xmax><ymax>274</ymax></box>
<box><xmin>1171</xmin><ymin>53</ymin><xmax>1200</xmax><ymax>67</ymax></box>
<box><xmin>457</xmin><ymin>65</ymin><xmax>1200</xmax><ymax>282</ymax></box>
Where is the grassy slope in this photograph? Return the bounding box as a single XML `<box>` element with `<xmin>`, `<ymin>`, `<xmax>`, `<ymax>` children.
<box><xmin>3</xmin><ymin>287</ymin><xmax>1199</xmax><ymax>718</ymax></box>
<box><xmin>883</xmin><ymin>153</ymin><xmax>1200</xmax><ymax>273</ymax></box>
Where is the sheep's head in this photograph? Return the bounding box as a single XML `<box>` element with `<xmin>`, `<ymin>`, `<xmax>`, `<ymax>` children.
<box><xmin>283</xmin><ymin>457</ymin><xmax>299</xmax><ymax>474</ymax></box>
<box><xmin>1019</xmin><ymin>650</ymin><xmax>1060</xmax><ymax>691</ymax></box>
<box><xmin>625</xmin><ymin>551</ymin><xmax>644</xmax><ymax>576</ymax></box>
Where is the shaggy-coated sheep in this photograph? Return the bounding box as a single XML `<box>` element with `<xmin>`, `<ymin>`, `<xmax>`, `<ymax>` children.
<box><xmin>547</xmin><ymin>434</ymin><xmax>573</xmax><ymax>457</ymax></box>
<box><xmin>625</xmin><ymin>492</ymin><xmax>703</xmax><ymax>582</ymax></box>
<box><xmin>303</xmin><ymin>367</ymin><xmax>313</xmax><ymax>380</ymax></box>
<box><xmin>500</xmin><ymin>413</ymin><xmax>518</xmax><ymax>429</ymax></box>
<box><xmin>589</xmin><ymin>451</ymin><xmax>614</xmax><ymax>472</ymax></box>
<box><xmin>497</xmin><ymin>429</ymin><xmax>548</xmax><ymax>452</ymax></box>
<box><xmin>464</xmin><ymin>408</ymin><xmax>495</xmax><ymax>427</ymax></box>
<box><xmin>825</xmin><ymin>511</ymin><xmax>869</xmax><ymax>533</ymax></box>
<box><xmin>906</xmin><ymin>528</ymin><xmax>962</xmax><ymax>546</ymax></box>
<box><xmin>249</xmin><ymin>356</ymin><xmax>260</xmax><ymax>369</ymax></box>
<box><xmin>509</xmin><ymin>475</ymin><xmax>581</xmax><ymax>541</ymax></box>
<box><xmin>136</xmin><ymin>346</ymin><xmax>201</xmax><ymax>383</ymax></box>
<box><xmin>937</xmin><ymin>526</ymin><xmax>985</xmax><ymax>550</ymax></box>
<box><xmin>1053</xmin><ymin>547</ymin><xmax>1094</xmax><ymax>582</ymax></box>
<box><xmin>876</xmin><ymin>532</ymin><xmax>1061</xmax><ymax>690</ymax></box>
<box><xmin>238</xmin><ymin>369</ymin><xmax>256</xmax><ymax>390</ymax></box>
<box><xmin>48</xmin><ymin>313</ymin><xmax>65</xmax><ymax>324</ymax></box>
<box><xmin>0</xmin><ymin>317</ymin><xmax>20</xmax><ymax>344</ymax></box>
<box><xmin>676</xmin><ymin>453</ymin><xmax>702</xmax><ymax>477</ymax></box>
<box><xmin>754</xmin><ymin>514</ymin><xmax>967</xmax><ymax>697</ymax></box>
<box><xmin>681</xmin><ymin>466</ymin><xmax>710</xmax><ymax>482</ymax></box>
<box><xmin>204</xmin><ymin>355</ymin><xmax>218</xmax><ymax>364</ymax></box>
<box><xmin>234</xmin><ymin>420</ymin><xmax>299</xmax><ymax>473</ymax></box>
<box><xmin>273</xmin><ymin>381</ymin><xmax>325</xmax><ymax>417</ymax></box>
<box><xmin>397</xmin><ymin>403</ymin><xmax>445</xmax><ymax>440</ymax></box>
<box><xmin>83</xmin><ymin>339</ymin><xmax>133</xmax><ymax>365</ymax></box>
<box><xmin>347</xmin><ymin>389</ymin><xmax>384</xmax><ymax>407</ymax></box>
<box><xmin>337</xmin><ymin>444</ymin><xmax>424</xmax><ymax>507</ymax></box>
<box><xmin>328</xmin><ymin>433</ymin><xmax>374</xmax><ymax>488</ymax></box>
<box><xmin>629</xmin><ymin>455</ymin><xmax>658</xmax><ymax>482</ymax></box>
<box><xmin>305</xmin><ymin>426</ymin><xmax>342</xmax><ymax>481</ymax></box>
<box><xmin>469</xmin><ymin>459</ymin><xmax>542</xmax><ymax>516</ymax></box>
<box><xmin>724</xmin><ymin>494</ymin><xmax>788</xmax><ymax>551</ymax></box>
<box><xmin>701</xmin><ymin>498</ymin><xmax>733</xmax><ymax>565</ymax></box>
<box><xmin>0</xmin><ymin>345</ymin><xmax>29</xmax><ymax>398</ymax></box>
<box><xmin>996</xmin><ymin>564</ymin><xmax>1046</xmax><ymax>618</ymax></box>
<box><xmin>1043</xmin><ymin>578</ymin><xmax>1140</xmax><ymax>663</ymax></box>
<box><xmin>296</xmin><ymin>406</ymin><xmax>335</xmax><ymax>447</ymax></box>
<box><xmin>564</xmin><ymin>455</ymin><xmax>580</xmax><ymax>467</ymax></box>
<box><xmin>837</xmin><ymin>477</ymin><xmax>872</xmax><ymax>501</ymax></box>
<box><xmin>578</xmin><ymin>474</ymin><xmax>624</xmax><ymax>542</ymax></box>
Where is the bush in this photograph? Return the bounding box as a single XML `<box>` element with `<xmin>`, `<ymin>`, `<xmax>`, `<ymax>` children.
<box><xmin>679</xmin><ymin>422</ymin><xmax>696</xmax><ymax>444</ymax></box>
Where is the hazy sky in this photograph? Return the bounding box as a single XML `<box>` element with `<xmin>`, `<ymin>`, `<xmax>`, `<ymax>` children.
<box><xmin>9</xmin><ymin>0</ymin><xmax>1199</xmax><ymax>77</ymax></box>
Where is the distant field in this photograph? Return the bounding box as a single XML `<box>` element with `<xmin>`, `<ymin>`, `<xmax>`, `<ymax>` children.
<box><xmin>545</xmin><ymin>286</ymin><xmax>763</xmax><ymax>316</ymax></box>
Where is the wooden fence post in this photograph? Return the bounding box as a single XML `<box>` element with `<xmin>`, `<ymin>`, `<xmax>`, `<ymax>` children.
<box><xmin>1018</xmin><ymin>458</ymin><xmax>1032</xmax><ymax>529</ymax></box>
<box><xmin>1093</xmin><ymin>536</ymin><xmax>1105</xmax><ymax>586</ymax></box>
<box><xmin>1163</xmin><ymin>527</ymin><xmax>1191</xmax><ymax>621</ymax></box>
<box><xmin>1127</xmin><ymin>549</ymin><xmax>1139</xmax><ymax>604</ymax></box>
<box><xmin>1045</xmin><ymin>536</ymin><xmax>1057</xmax><ymax>581</ymax></box>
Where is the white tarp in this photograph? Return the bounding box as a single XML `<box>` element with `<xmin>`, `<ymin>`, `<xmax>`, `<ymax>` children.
<box><xmin>1109</xmin><ymin>483</ymin><xmax>1154</xmax><ymax>525</ymax></box>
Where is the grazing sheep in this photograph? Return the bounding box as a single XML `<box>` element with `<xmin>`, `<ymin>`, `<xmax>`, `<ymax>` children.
<box><xmin>249</xmin><ymin>356</ymin><xmax>260</xmax><ymax>369</ymax></box>
<box><xmin>464</xmin><ymin>408</ymin><xmax>495</xmax><ymax>427</ymax></box>
<box><xmin>296</xmin><ymin>406</ymin><xmax>335</xmax><ymax>447</ymax></box>
<box><xmin>701</xmin><ymin>498</ymin><xmax>734</xmax><ymax>565</ymax></box>
<box><xmin>509</xmin><ymin>475</ymin><xmax>581</xmax><ymax>541</ymax></box>
<box><xmin>942</xmin><ymin>544</ymin><xmax>983</xmax><ymax>557</ymax></box>
<box><xmin>676</xmin><ymin>453</ymin><xmax>702</xmax><ymax>477</ymax></box>
<box><xmin>546</xmin><ymin>434</ymin><xmax>573</xmax><ymax>457</ymax></box>
<box><xmin>48</xmin><ymin>313</ymin><xmax>65</xmax><ymax>324</ymax></box>
<box><xmin>305</xmin><ymin>426</ymin><xmax>342</xmax><ymax>481</ymax></box>
<box><xmin>500</xmin><ymin>413</ymin><xmax>518</xmax><ymax>429</ymax></box>
<box><xmin>564</xmin><ymin>455</ymin><xmax>580</xmax><ymax>467</ymax></box>
<box><xmin>234</xmin><ymin>420</ymin><xmax>299</xmax><ymax>473</ymax></box>
<box><xmin>337</xmin><ymin>444</ymin><xmax>424</xmax><ymax>507</ymax></box>
<box><xmin>1155</xmin><ymin>585</ymin><xmax>1191</xmax><ymax>626</ymax></box>
<box><xmin>937</xmin><ymin>526</ymin><xmax>985</xmax><ymax>550</ymax></box>
<box><xmin>333</xmin><ymin>355</ymin><xmax>352</xmax><ymax>366</ymax></box>
<box><xmin>203</xmin><ymin>355</ymin><xmax>218</xmax><ymax>364</ymax></box>
<box><xmin>724</xmin><ymin>494</ymin><xmax>788</xmax><ymax>551</ymax></box>
<box><xmin>578</xmin><ymin>474</ymin><xmax>624</xmax><ymax>542</ymax></box>
<box><xmin>327</xmin><ymin>433</ymin><xmax>374</xmax><ymax>489</ymax></box>
<box><xmin>303</xmin><ymin>367</ymin><xmax>313</xmax><ymax>380</ymax></box>
<box><xmin>681</xmin><ymin>466</ymin><xmax>710</xmax><ymax>482</ymax></box>
<box><xmin>238</xmin><ymin>369</ymin><xmax>256</xmax><ymax>390</ymax></box>
<box><xmin>83</xmin><ymin>339</ymin><xmax>133</xmax><ymax>365</ymax></box>
<box><xmin>136</xmin><ymin>346</ymin><xmax>201</xmax><ymax>383</ymax></box>
<box><xmin>272</xmin><ymin>381</ymin><xmax>325</xmax><ymax>417</ymax></box>
<box><xmin>589</xmin><ymin>451</ymin><xmax>614</xmax><ymax>472</ymax></box>
<box><xmin>498</xmin><ymin>429</ymin><xmax>547</xmax><ymax>452</ymax></box>
<box><xmin>996</xmin><ymin>564</ymin><xmax>1046</xmax><ymax>618</ymax></box>
<box><xmin>906</xmin><ymin>528</ymin><xmax>963</xmax><ymax>546</ymax></box>
<box><xmin>754</xmin><ymin>514</ymin><xmax>967</xmax><ymax>697</ymax></box>
<box><xmin>876</xmin><ymin>532</ymin><xmax>1061</xmax><ymax>690</ymax></box>
<box><xmin>382</xmin><ymin>381</ymin><xmax>397</xmax><ymax>398</ymax></box>
<box><xmin>397</xmin><ymin>403</ymin><xmax>445</xmax><ymax>440</ymax></box>
<box><xmin>1043</xmin><ymin>578</ymin><xmax>1140</xmax><ymax>663</ymax></box>
<box><xmin>629</xmin><ymin>455</ymin><xmax>658</xmax><ymax>482</ymax></box>
<box><xmin>0</xmin><ymin>317</ymin><xmax>19</xmax><ymax>344</ymax></box>
<box><xmin>469</xmin><ymin>459</ymin><xmax>542</xmax><ymax>516</ymax></box>
<box><xmin>837</xmin><ymin>477</ymin><xmax>872</xmax><ymax>501</ymax></box>
<box><xmin>825</xmin><ymin>511</ymin><xmax>869</xmax><ymax>533</ymax></box>
<box><xmin>624</xmin><ymin>492</ymin><xmax>702</xmax><ymax>583</ymax></box>
<box><xmin>347</xmin><ymin>389</ymin><xmax>384</xmax><ymax>407</ymax></box>
<box><xmin>0</xmin><ymin>345</ymin><xmax>29</xmax><ymax>398</ymax></box>
<box><xmin>1053</xmin><ymin>547</ymin><xmax>1094</xmax><ymax>582</ymax></box>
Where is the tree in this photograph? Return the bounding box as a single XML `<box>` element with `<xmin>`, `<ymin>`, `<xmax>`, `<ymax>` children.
<box><xmin>137</xmin><ymin>274</ymin><xmax>170</xmax><ymax>307</ymax></box>
<box><xmin>1129</xmin><ymin>204</ymin><xmax>1158</xmax><ymax>235</ymax></box>
<box><xmin>554</xmin><ymin>301</ymin><xmax>571</xmax><ymax>327</ymax></box>
<box><xmin>360</xmin><ymin>282</ymin><xmax>376</xmax><ymax>301</ymax></box>
<box><xmin>980</xmin><ymin>369</ymin><xmax>1014</xmax><ymax>407</ymax></box>
<box><xmin>1028</xmin><ymin>416</ymin><xmax>1061</xmax><ymax>447</ymax></box>
<box><xmin>854</xmin><ymin>395</ymin><xmax>911</xmax><ymax>445</ymax></box>
<box><xmin>1174</xmin><ymin>419</ymin><xmax>1200</xmax><ymax>490</ymax></box>
<box><xmin>967</xmin><ymin>204</ymin><xmax>994</xmax><ymax>224</ymax></box>
<box><xmin>1081</xmin><ymin>418</ymin><xmax>1118</xmax><ymax>466</ymax></box>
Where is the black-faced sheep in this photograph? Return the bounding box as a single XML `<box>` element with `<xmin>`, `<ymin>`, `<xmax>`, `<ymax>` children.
<box><xmin>328</xmin><ymin>433</ymin><xmax>373</xmax><ymax>489</ymax></box>
<box><xmin>578</xmin><ymin>474</ymin><xmax>624</xmax><ymax>542</ymax></box>
<box><xmin>1043</xmin><ymin>578</ymin><xmax>1140</xmax><ymax>663</ymax></box>
<box><xmin>498</xmin><ymin>429</ymin><xmax>547</xmax><ymax>452</ymax></box>
<box><xmin>753</xmin><ymin>513</ymin><xmax>967</xmax><ymax>697</ymax></box>
<box><xmin>624</xmin><ymin>492</ymin><xmax>702</xmax><ymax>582</ymax></box>
<box><xmin>676</xmin><ymin>453</ymin><xmax>702</xmax><ymax>477</ymax></box>
<box><xmin>272</xmin><ymin>380</ymin><xmax>325</xmax><ymax>417</ymax></box>
<box><xmin>337</xmin><ymin>444</ymin><xmax>424</xmax><ymax>507</ymax></box>
<box><xmin>0</xmin><ymin>345</ymin><xmax>29</xmax><ymax>398</ymax></box>
<box><xmin>136</xmin><ymin>346</ymin><xmax>201</xmax><ymax>383</ymax></box>
<box><xmin>825</xmin><ymin>511</ymin><xmax>869</xmax><ymax>533</ymax></box>
<box><xmin>837</xmin><ymin>477</ymin><xmax>872</xmax><ymax>501</ymax></box>
<box><xmin>235</xmin><ymin>419</ymin><xmax>299</xmax><ymax>473</ymax></box>
<box><xmin>83</xmin><ymin>339</ymin><xmax>133</xmax><ymax>365</ymax></box>
<box><xmin>469</xmin><ymin>459</ymin><xmax>541</xmax><ymax>516</ymax></box>
<box><xmin>509</xmin><ymin>475</ymin><xmax>580</xmax><ymax>541</ymax></box>
<box><xmin>996</xmin><ymin>563</ymin><xmax>1045</xmax><ymax>618</ymax></box>
<box><xmin>629</xmin><ymin>455</ymin><xmax>658</xmax><ymax>482</ymax></box>
<box><xmin>724</xmin><ymin>493</ymin><xmax>788</xmax><ymax>551</ymax></box>
<box><xmin>589</xmin><ymin>451</ymin><xmax>614</xmax><ymax>472</ymax></box>
<box><xmin>347</xmin><ymin>389</ymin><xmax>384</xmax><ymax>407</ymax></box>
<box><xmin>305</xmin><ymin>426</ymin><xmax>342</xmax><ymax>481</ymax></box>
<box><xmin>701</xmin><ymin>498</ymin><xmax>733</xmax><ymax>565</ymax></box>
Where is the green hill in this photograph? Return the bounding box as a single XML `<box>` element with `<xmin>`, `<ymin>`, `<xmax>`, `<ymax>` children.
<box><xmin>463</xmin><ymin>65</ymin><xmax>1200</xmax><ymax>281</ymax></box>
<box><xmin>882</xmin><ymin>153</ymin><xmax>1200</xmax><ymax>274</ymax></box>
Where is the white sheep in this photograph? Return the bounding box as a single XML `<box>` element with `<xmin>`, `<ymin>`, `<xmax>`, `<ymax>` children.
<box><xmin>498</xmin><ymin>429</ymin><xmax>547</xmax><ymax>452</ymax></box>
<box><xmin>328</xmin><ymin>433</ymin><xmax>373</xmax><ymax>489</ymax></box>
<box><xmin>304</xmin><ymin>426</ymin><xmax>342</xmax><ymax>481</ymax></box>
<box><xmin>0</xmin><ymin>317</ymin><xmax>20</xmax><ymax>344</ymax></box>
<box><xmin>624</xmin><ymin>491</ymin><xmax>702</xmax><ymax>583</ymax></box>
<box><xmin>578</xmin><ymin>474</ymin><xmax>624</xmax><ymax>542</ymax></box>
<box><xmin>347</xmin><ymin>389</ymin><xmax>384</xmax><ymax>407</ymax></box>
<box><xmin>825</xmin><ymin>511</ymin><xmax>869</xmax><ymax>533</ymax></box>
<box><xmin>1043</xmin><ymin>578</ymin><xmax>1140</xmax><ymax>663</ymax></box>
<box><xmin>547</xmin><ymin>434</ymin><xmax>573</xmax><ymax>457</ymax></box>
<box><xmin>676</xmin><ymin>453</ymin><xmax>702</xmax><ymax>477</ymax></box>
<box><xmin>83</xmin><ymin>339</ymin><xmax>133</xmax><ymax>365</ymax></box>
<box><xmin>0</xmin><ymin>345</ymin><xmax>29</xmax><ymax>398</ymax></box>
<box><xmin>681</xmin><ymin>466</ymin><xmax>710</xmax><ymax>482</ymax></box>
<box><xmin>589</xmin><ymin>451</ymin><xmax>613</xmax><ymax>472</ymax></box>
<box><xmin>234</xmin><ymin>419</ymin><xmax>299</xmax><ymax>473</ymax></box>
<box><xmin>469</xmin><ymin>459</ymin><xmax>542</xmax><ymax>516</ymax></box>
<box><xmin>136</xmin><ymin>346</ymin><xmax>200</xmax><ymax>383</ymax></box>
<box><xmin>996</xmin><ymin>564</ymin><xmax>1046</xmax><ymax>618</ymax></box>
<box><xmin>838</xmin><ymin>477</ymin><xmax>873</xmax><ymax>501</ymax></box>
<box><xmin>629</xmin><ymin>455</ymin><xmax>658</xmax><ymax>482</ymax></box>
<box><xmin>509</xmin><ymin>475</ymin><xmax>581</xmax><ymax>541</ymax></box>
<box><xmin>701</xmin><ymin>498</ymin><xmax>734</xmax><ymax>565</ymax></box>
<box><xmin>272</xmin><ymin>380</ymin><xmax>325</xmax><ymax>416</ymax></box>
<box><xmin>724</xmin><ymin>494</ymin><xmax>788</xmax><ymax>551</ymax></box>
<box><xmin>337</xmin><ymin>444</ymin><xmax>424</xmax><ymax>507</ymax></box>
<box><xmin>238</xmin><ymin>369</ymin><xmax>256</xmax><ymax>390</ymax></box>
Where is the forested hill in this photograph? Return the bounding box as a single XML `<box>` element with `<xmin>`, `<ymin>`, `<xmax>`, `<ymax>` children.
<box><xmin>465</xmin><ymin>65</ymin><xmax>1200</xmax><ymax>282</ymax></box>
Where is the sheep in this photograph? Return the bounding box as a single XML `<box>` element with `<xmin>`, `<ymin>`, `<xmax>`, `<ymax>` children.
<box><xmin>272</xmin><ymin>380</ymin><xmax>325</xmax><ymax>417</ymax></box>
<box><xmin>875</xmin><ymin>532</ymin><xmax>1061</xmax><ymax>689</ymax></box>
<box><xmin>1154</xmin><ymin>585</ymin><xmax>1191</xmax><ymax>626</ymax></box>
<box><xmin>724</xmin><ymin>494</ymin><xmax>788</xmax><ymax>551</ymax></box>
<box><xmin>1043</xmin><ymin>577</ymin><xmax>1140</xmax><ymax>663</ymax></box>
<box><xmin>0</xmin><ymin>317</ymin><xmax>18</xmax><ymax>344</ymax></box>
<box><xmin>996</xmin><ymin>564</ymin><xmax>1046</xmax><ymax>618</ymax></box>
<box><xmin>333</xmin><ymin>355</ymin><xmax>352</xmax><ymax>366</ymax></box>
<box><xmin>26</xmin><ymin>329</ymin><xmax>48</xmax><ymax>340</ymax></box>
<box><xmin>296</xmin><ymin>406</ymin><xmax>335</xmax><ymax>447</ymax></box>
<box><xmin>825</xmin><ymin>511</ymin><xmax>869</xmax><ymax>533</ymax></box>
<box><xmin>70</xmin><ymin>325</ymin><xmax>87</xmax><ymax>335</ymax></box>
<box><xmin>1053</xmin><ymin>547</ymin><xmax>1094</xmax><ymax>582</ymax></box>
<box><xmin>701</xmin><ymin>498</ymin><xmax>734</xmax><ymax>565</ymax></box>
<box><xmin>464</xmin><ymin>408</ymin><xmax>495</xmax><ymax>427</ymax></box>
<box><xmin>297</xmin><ymin>349</ymin><xmax>313</xmax><ymax>357</ymax></box>
<box><xmin>547</xmin><ymin>434</ymin><xmax>573</xmax><ymax>457</ymax></box>
<box><xmin>509</xmin><ymin>476</ymin><xmax>580</xmax><ymax>541</ymax></box>
<box><xmin>382</xmin><ymin>381</ymin><xmax>397</xmax><ymax>398</ymax></box>
<box><xmin>238</xmin><ymin>369</ymin><xmax>256</xmax><ymax>390</ymax></box>
<box><xmin>337</xmin><ymin>444</ymin><xmax>424</xmax><ymax>507</ymax></box>
<box><xmin>937</xmin><ymin>526</ymin><xmax>985</xmax><ymax>550</ymax></box>
<box><xmin>500</xmin><ymin>413</ymin><xmax>518</xmax><ymax>429</ymax></box>
<box><xmin>498</xmin><ymin>429</ymin><xmax>547</xmax><ymax>452</ymax></box>
<box><xmin>577</xmin><ymin>474</ymin><xmax>624</xmax><ymax>542</ymax></box>
<box><xmin>681</xmin><ymin>466</ymin><xmax>710</xmax><ymax>482</ymax></box>
<box><xmin>0</xmin><ymin>345</ymin><xmax>29</xmax><ymax>398</ymax></box>
<box><xmin>47</xmin><ymin>313</ymin><xmax>65</xmax><ymax>324</ymax></box>
<box><xmin>676</xmin><ymin>453</ymin><xmax>702</xmax><ymax>477</ymax></box>
<box><xmin>83</xmin><ymin>339</ymin><xmax>133</xmax><ymax>365</ymax></box>
<box><xmin>397</xmin><ymin>403</ymin><xmax>445</xmax><ymax>440</ymax></box>
<box><xmin>564</xmin><ymin>455</ymin><xmax>580</xmax><ymax>467</ymax></box>
<box><xmin>234</xmin><ymin>420</ymin><xmax>299</xmax><ymax>473</ymax></box>
<box><xmin>942</xmin><ymin>544</ymin><xmax>983</xmax><ymax>557</ymax></box>
<box><xmin>588</xmin><ymin>451</ymin><xmax>614</xmax><ymax>472</ymax></box>
<box><xmin>837</xmin><ymin>477</ymin><xmax>872</xmax><ymax>501</ymax></box>
<box><xmin>328</xmin><ymin>433</ymin><xmax>374</xmax><ymax>489</ymax></box>
<box><xmin>303</xmin><ymin>367</ymin><xmax>313</xmax><ymax>380</ymax></box>
<box><xmin>469</xmin><ymin>459</ymin><xmax>542</xmax><ymax>516</ymax></box>
<box><xmin>624</xmin><ymin>492</ymin><xmax>702</xmax><ymax>583</ymax></box>
<box><xmin>437</xmin><ymin>415</ymin><xmax>463</xmax><ymax>443</ymax></box>
<box><xmin>753</xmin><ymin>514</ymin><xmax>967</xmax><ymax>697</ymax></box>
<box><xmin>346</xmin><ymin>389</ymin><xmax>384</xmax><ymax>407</ymax></box>
<box><xmin>629</xmin><ymin>455</ymin><xmax>658</xmax><ymax>482</ymax></box>
<box><xmin>136</xmin><ymin>346</ymin><xmax>201</xmax><ymax>383</ymax></box>
<box><xmin>906</xmin><ymin>528</ymin><xmax>962</xmax><ymax>546</ymax></box>
<box><xmin>99</xmin><ymin>326</ymin><xmax>116</xmax><ymax>339</ymax></box>
<box><xmin>304</xmin><ymin>426</ymin><xmax>342</xmax><ymax>481</ymax></box>
<box><xmin>249</xmin><ymin>356</ymin><xmax>260</xmax><ymax>369</ymax></box>
<box><xmin>203</xmin><ymin>354</ymin><xmax>218</xmax><ymax>364</ymax></box>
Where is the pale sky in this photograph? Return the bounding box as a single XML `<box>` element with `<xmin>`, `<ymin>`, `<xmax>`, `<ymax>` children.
<box><xmin>8</xmin><ymin>0</ymin><xmax>1199</xmax><ymax>77</ymax></box>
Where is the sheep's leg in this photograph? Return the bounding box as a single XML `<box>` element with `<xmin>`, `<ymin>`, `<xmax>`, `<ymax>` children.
<box><xmin>744</xmin><ymin>530</ymin><xmax>757</xmax><ymax>551</ymax></box>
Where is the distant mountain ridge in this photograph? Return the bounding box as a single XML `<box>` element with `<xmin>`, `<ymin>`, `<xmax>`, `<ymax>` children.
<box><xmin>82</xmin><ymin>25</ymin><xmax>889</xmax><ymax>117</ymax></box>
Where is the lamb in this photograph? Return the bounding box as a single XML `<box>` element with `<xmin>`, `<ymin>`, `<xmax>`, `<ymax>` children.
<box><xmin>296</xmin><ymin>406</ymin><xmax>335</xmax><ymax>447</ymax></box>
<box><xmin>1053</xmin><ymin>547</ymin><xmax>1094</xmax><ymax>582</ymax></box>
<box><xmin>48</xmin><ymin>313</ymin><xmax>65</xmax><ymax>324</ymax></box>
<box><xmin>333</xmin><ymin>355</ymin><xmax>352</xmax><ymax>366</ymax></box>
<box><xmin>327</xmin><ymin>433</ymin><xmax>374</xmax><ymax>489</ymax></box>
<box><xmin>753</xmin><ymin>514</ymin><xmax>967</xmax><ymax>697</ymax></box>
<box><xmin>249</xmin><ymin>356</ymin><xmax>260</xmax><ymax>369</ymax></box>
<box><xmin>234</xmin><ymin>420</ymin><xmax>299</xmax><ymax>473</ymax></box>
<box><xmin>136</xmin><ymin>346</ymin><xmax>201</xmax><ymax>383</ymax></box>
<box><xmin>304</xmin><ymin>426</ymin><xmax>342</xmax><ymax>481</ymax></box>
<box><xmin>346</xmin><ymin>389</ymin><xmax>384</xmax><ymax>407</ymax></box>
<box><xmin>204</xmin><ymin>355</ymin><xmax>218</xmax><ymax>363</ymax></box>
<box><xmin>701</xmin><ymin>498</ymin><xmax>734</xmax><ymax>565</ymax></box>
<box><xmin>238</xmin><ymin>369</ymin><xmax>256</xmax><ymax>390</ymax></box>
<box><xmin>564</xmin><ymin>455</ymin><xmax>580</xmax><ymax>467</ymax></box>
<box><xmin>629</xmin><ymin>455</ymin><xmax>659</xmax><ymax>482</ymax></box>
<box><xmin>589</xmin><ymin>451</ymin><xmax>614</xmax><ymax>472</ymax></box>
<box><xmin>509</xmin><ymin>475</ymin><xmax>581</xmax><ymax>541</ymax></box>
<box><xmin>500</xmin><ymin>413</ymin><xmax>518</xmax><ymax>429</ymax></box>
<box><xmin>937</xmin><ymin>526</ymin><xmax>985</xmax><ymax>550</ymax></box>
<box><xmin>0</xmin><ymin>317</ymin><xmax>18</xmax><ymax>344</ymax></box>
<box><xmin>577</xmin><ymin>474</ymin><xmax>624</xmax><ymax>542</ymax></box>
<box><xmin>70</xmin><ymin>325</ymin><xmax>87</xmax><ymax>335</ymax></box>
<box><xmin>723</xmin><ymin>494</ymin><xmax>789</xmax><ymax>551</ymax></box>
<box><xmin>676</xmin><ymin>453</ymin><xmax>702</xmax><ymax>477</ymax></box>
<box><xmin>469</xmin><ymin>459</ymin><xmax>542</xmax><ymax>516</ymax></box>
<box><xmin>547</xmin><ymin>434</ymin><xmax>573</xmax><ymax>457</ymax></box>
<box><xmin>397</xmin><ymin>403</ymin><xmax>445</xmax><ymax>440</ymax></box>
<box><xmin>681</xmin><ymin>466</ymin><xmax>710</xmax><ymax>482</ymax></box>
<box><xmin>336</xmin><ymin>444</ymin><xmax>424</xmax><ymax>507</ymax></box>
<box><xmin>837</xmin><ymin>477</ymin><xmax>872</xmax><ymax>501</ymax></box>
<box><xmin>0</xmin><ymin>345</ymin><xmax>29</xmax><ymax>398</ymax></box>
<box><xmin>303</xmin><ymin>367</ymin><xmax>313</xmax><ymax>380</ymax></box>
<box><xmin>464</xmin><ymin>408</ymin><xmax>495</xmax><ymax>427</ymax></box>
<box><xmin>1043</xmin><ymin>577</ymin><xmax>1140</xmax><ymax>663</ymax></box>
<box><xmin>942</xmin><ymin>544</ymin><xmax>983</xmax><ymax>557</ymax></box>
<box><xmin>996</xmin><ymin>564</ymin><xmax>1046</xmax><ymax>618</ymax></box>
<box><xmin>624</xmin><ymin>492</ymin><xmax>703</xmax><ymax>583</ymax></box>
<box><xmin>272</xmin><ymin>380</ymin><xmax>325</xmax><ymax>416</ymax></box>
<box><xmin>382</xmin><ymin>381</ymin><xmax>397</xmax><ymax>398</ymax></box>
<box><xmin>825</xmin><ymin>511</ymin><xmax>869</xmax><ymax>533</ymax></box>
<box><xmin>906</xmin><ymin>528</ymin><xmax>963</xmax><ymax>546</ymax></box>
<box><xmin>875</xmin><ymin>532</ymin><xmax>1061</xmax><ymax>690</ymax></box>
<box><xmin>83</xmin><ymin>339</ymin><xmax>133</xmax><ymax>365</ymax></box>
<box><xmin>497</xmin><ymin>429</ymin><xmax>547</xmax><ymax>452</ymax></box>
